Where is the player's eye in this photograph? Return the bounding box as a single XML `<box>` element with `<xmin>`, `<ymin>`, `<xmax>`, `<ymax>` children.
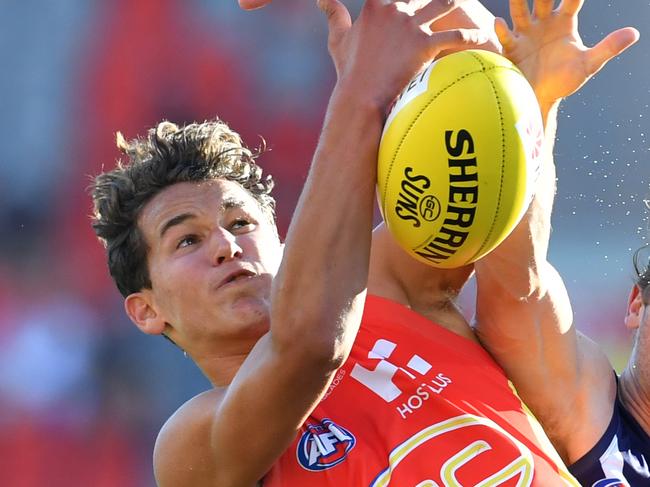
<box><xmin>177</xmin><ymin>235</ymin><xmax>199</xmax><ymax>249</ymax></box>
<box><xmin>230</xmin><ymin>218</ymin><xmax>253</xmax><ymax>231</ymax></box>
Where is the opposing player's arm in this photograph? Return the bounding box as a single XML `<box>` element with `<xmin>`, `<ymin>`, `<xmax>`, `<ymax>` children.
<box><xmin>472</xmin><ymin>0</ymin><xmax>638</xmax><ymax>464</ymax></box>
<box><xmin>154</xmin><ymin>1</ymin><xmax>490</xmax><ymax>485</ymax></box>
<box><xmin>473</xmin><ymin>129</ymin><xmax>616</xmax><ymax>463</ymax></box>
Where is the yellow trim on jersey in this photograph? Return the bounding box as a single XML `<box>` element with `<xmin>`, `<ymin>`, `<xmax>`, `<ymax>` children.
<box><xmin>370</xmin><ymin>414</ymin><xmax>535</xmax><ymax>487</ymax></box>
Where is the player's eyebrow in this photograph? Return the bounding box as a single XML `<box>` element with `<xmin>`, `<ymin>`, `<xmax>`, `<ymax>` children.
<box><xmin>220</xmin><ymin>197</ymin><xmax>247</xmax><ymax>212</ymax></box>
<box><xmin>159</xmin><ymin>213</ymin><xmax>196</xmax><ymax>240</ymax></box>
<box><xmin>158</xmin><ymin>198</ymin><xmax>248</xmax><ymax>239</ymax></box>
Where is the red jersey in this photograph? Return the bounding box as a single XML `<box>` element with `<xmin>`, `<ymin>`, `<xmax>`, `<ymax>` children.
<box><xmin>264</xmin><ymin>295</ymin><xmax>573</xmax><ymax>486</ymax></box>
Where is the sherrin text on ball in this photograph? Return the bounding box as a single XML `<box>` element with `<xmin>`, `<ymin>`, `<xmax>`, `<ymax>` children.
<box><xmin>378</xmin><ymin>50</ymin><xmax>543</xmax><ymax>268</ymax></box>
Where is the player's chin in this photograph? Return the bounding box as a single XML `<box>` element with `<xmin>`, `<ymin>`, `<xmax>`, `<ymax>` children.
<box><xmin>238</xmin><ymin>0</ymin><xmax>271</xmax><ymax>10</ymax></box>
<box><xmin>226</xmin><ymin>281</ymin><xmax>271</xmax><ymax>313</ymax></box>
<box><xmin>229</xmin><ymin>296</ymin><xmax>271</xmax><ymax>335</ymax></box>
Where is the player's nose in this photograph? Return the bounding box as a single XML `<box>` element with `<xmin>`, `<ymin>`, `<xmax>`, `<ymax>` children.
<box><xmin>210</xmin><ymin>228</ymin><xmax>243</xmax><ymax>265</ymax></box>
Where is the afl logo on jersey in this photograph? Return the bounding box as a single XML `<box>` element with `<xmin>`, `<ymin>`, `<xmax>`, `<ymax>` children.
<box><xmin>296</xmin><ymin>419</ymin><xmax>356</xmax><ymax>471</ymax></box>
<box><xmin>593</xmin><ymin>480</ymin><xmax>626</xmax><ymax>487</ymax></box>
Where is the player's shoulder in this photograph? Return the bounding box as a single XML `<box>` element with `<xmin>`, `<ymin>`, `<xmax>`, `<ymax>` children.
<box><xmin>156</xmin><ymin>388</ymin><xmax>227</xmax><ymax>443</ymax></box>
<box><xmin>154</xmin><ymin>388</ymin><xmax>228</xmax><ymax>487</ymax></box>
<box><xmin>569</xmin><ymin>389</ymin><xmax>650</xmax><ymax>485</ymax></box>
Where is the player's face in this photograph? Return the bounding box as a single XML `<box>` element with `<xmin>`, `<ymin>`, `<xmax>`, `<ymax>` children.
<box><xmin>133</xmin><ymin>179</ymin><xmax>282</xmax><ymax>352</ymax></box>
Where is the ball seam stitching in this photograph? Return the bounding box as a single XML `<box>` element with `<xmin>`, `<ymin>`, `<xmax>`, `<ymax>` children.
<box><xmin>381</xmin><ymin>64</ymin><xmax>486</xmax><ymax>222</ymax></box>
<box><xmin>466</xmin><ymin>52</ymin><xmax>506</xmax><ymax>263</ymax></box>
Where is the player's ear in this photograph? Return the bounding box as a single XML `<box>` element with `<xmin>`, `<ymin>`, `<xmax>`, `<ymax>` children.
<box><xmin>125</xmin><ymin>290</ymin><xmax>167</xmax><ymax>335</ymax></box>
<box><xmin>624</xmin><ymin>285</ymin><xmax>644</xmax><ymax>330</ymax></box>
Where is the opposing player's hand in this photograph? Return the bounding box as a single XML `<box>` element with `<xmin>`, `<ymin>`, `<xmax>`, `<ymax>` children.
<box><xmin>497</xmin><ymin>0</ymin><xmax>639</xmax><ymax>113</ymax></box>
<box><xmin>319</xmin><ymin>0</ymin><xmax>489</xmax><ymax>111</ymax></box>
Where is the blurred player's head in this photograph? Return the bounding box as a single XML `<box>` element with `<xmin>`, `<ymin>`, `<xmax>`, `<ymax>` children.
<box><xmin>621</xmin><ymin>242</ymin><xmax>650</xmax><ymax>387</ymax></box>
<box><xmin>625</xmin><ymin>245</ymin><xmax>650</xmax><ymax>333</ymax></box>
<box><xmin>635</xmin><ymin>246</ymin><xmax>650</xmax><ymax>299</ymax></box>
<box><xmin>91</xmin><ymin>120</ymin><xmax>282</xmax><ymax>359</ymax></box>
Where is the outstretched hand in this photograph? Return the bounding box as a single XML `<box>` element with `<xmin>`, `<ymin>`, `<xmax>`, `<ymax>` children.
<box><xmin>319</xmin><ymin>0</ymin><xmax>490</xmax><ymax>111</ymax></box>
<box><xmin>497</xmin><ymin>0</ymin><xmax>639</xmax><ymax>112</ymax></box>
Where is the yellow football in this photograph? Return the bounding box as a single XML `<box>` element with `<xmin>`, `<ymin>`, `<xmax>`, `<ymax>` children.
<box><xmin>378</xmin><ymin>49</ymin><xmax>543</xmax><ymax>268</ymax></box>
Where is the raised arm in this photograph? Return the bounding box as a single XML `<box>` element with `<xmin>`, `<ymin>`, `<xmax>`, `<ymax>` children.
<box><xmin>154</xmin><ymin>2</ymin><xmax>489</xmax><ymax>486</ymax></box>
<box><xmin>473</xmin><ymin>0</ymin><xmax>638</xmax><ymax>464</ymax></box>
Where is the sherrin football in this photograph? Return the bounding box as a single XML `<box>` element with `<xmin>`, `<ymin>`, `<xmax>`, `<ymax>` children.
<box><xmin>378</xmin><ymin>49</ymin><xmax>543</xmax><ymax>268</ymax></box>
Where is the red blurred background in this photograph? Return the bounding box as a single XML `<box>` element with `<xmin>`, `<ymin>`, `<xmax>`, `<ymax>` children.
<box><xmin>0</xmin><ymin>1</ymin><xmax>647</xmax><ymax>485</ymax></box>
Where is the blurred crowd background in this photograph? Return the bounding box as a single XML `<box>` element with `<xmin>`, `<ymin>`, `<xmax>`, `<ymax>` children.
<box><xmin>0</xmin><ymin>1</ymin><xmax>648</xmax><ymax>485</ymax></box>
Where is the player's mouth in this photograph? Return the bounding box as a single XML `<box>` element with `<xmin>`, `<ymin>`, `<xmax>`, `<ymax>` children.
<box><xmin>217</xmin><ymin>269</ymin><xmax>258</xmax><ymax>289</ymax></box>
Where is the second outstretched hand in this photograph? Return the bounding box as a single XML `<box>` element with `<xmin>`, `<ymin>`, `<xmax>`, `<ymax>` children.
<box><xmin>496</xmin><ymin>0</ymin><xmax>639</xmax><ymax>116</ymax></box>
<box><xmin>319</xmin><ymin>0</ymin><xmax>490</xmax><ymax>112</ymax></box>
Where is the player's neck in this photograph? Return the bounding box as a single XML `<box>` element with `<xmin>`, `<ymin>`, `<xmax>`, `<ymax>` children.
<box><xmin>197</xmin><ymin>353</ymin><xmax>247</xmax><ymax>387</ymax></box>
<box><xmin>620</xmin><ymin>366</ymin><xmax>650</xmax><ymax>437</ymax></box>
<box><xmin>183</xmin><ymin>319</ymin><xmax>270</xmax><ymax>386</ymax></box>
<box><xmin>191</xmin><ymin>341</ymin><xmax>257</xmax><ymax>387</ymax></box>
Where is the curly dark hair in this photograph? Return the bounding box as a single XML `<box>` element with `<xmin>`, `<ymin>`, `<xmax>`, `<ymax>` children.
<box><xmin>90</xmin><ymin>119</ymin><xmax>275</xmax><ymax>298</ymax></box>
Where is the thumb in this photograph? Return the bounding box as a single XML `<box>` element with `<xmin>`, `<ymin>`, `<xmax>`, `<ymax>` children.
<box><xmin>428</xmin><ymin>28</ymin><xmax>490</xmax><ymax>57</ymax></box>
<box><xmin>587</xmin><ymin>27</ymin><xmax>639</xmax><ymax>75</ymax></box>
<box><xmin>318</xmin><ymin>0</ymin><xmax>352</xmax><ymax>45</ymax></box>
<box><xmin>494</xmin><ymin>17</ymin><xmax>515</xmax><ymax>53</ymax></box>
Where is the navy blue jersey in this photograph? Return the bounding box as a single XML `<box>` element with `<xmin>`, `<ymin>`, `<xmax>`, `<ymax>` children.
<box><xmin>569</xmin><ymin>386</ymin><xmax>650</xmax><ymax>486</ymax></box>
